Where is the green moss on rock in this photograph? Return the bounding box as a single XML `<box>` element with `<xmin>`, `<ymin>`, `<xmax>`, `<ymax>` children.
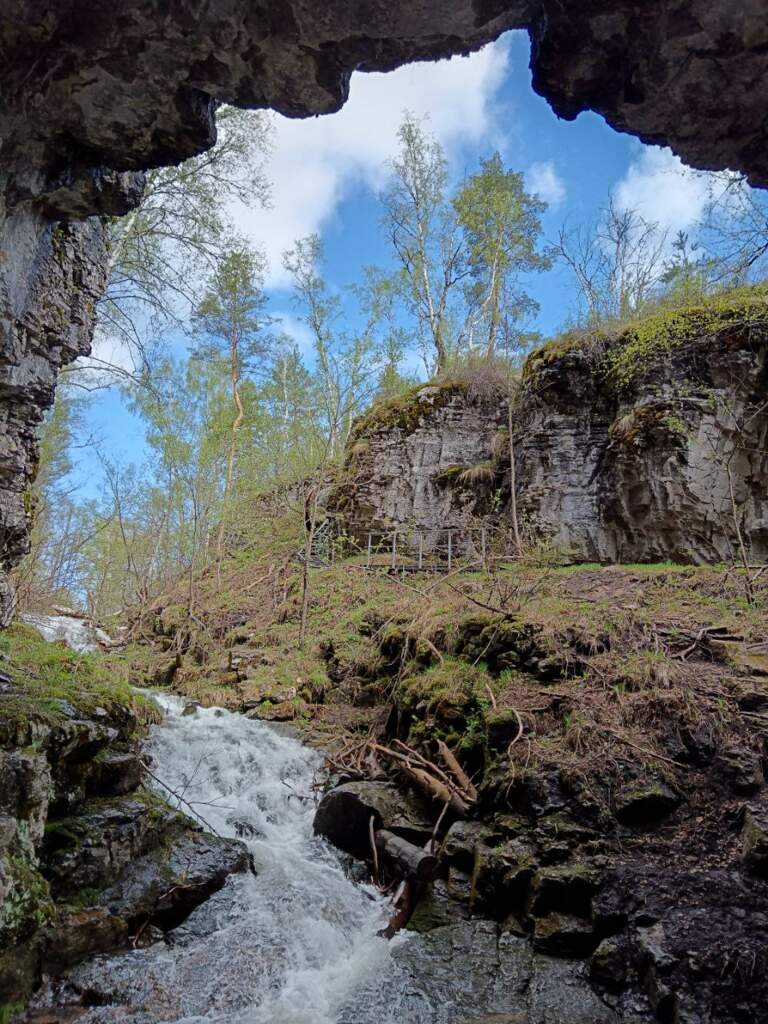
<box><xmin>524</xmin><ymin>283</ymin><xmax>768</xmax><ymax>393</ymax></box>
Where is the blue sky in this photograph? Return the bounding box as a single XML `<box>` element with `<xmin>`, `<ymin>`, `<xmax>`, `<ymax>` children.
<box><xmin>76</xmin><ymin>30</ymin><xmax>714</xmax><ymax>488</ymax></box>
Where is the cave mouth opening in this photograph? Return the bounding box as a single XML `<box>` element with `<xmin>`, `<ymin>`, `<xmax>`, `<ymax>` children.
<box><xmin>1</xmin><ymin>3</ymin><xmax>767</xmax><ymax>619</ymax></box>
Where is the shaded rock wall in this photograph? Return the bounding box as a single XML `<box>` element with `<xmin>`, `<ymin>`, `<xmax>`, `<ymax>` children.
<box><xmin>0</xmin><ymin>693</ymin><xmax>248</xmax><ymax>1004</ymax></box>
<box><xmin>517</xmin><ymin>321</ymin><xmax>768</xmax><ymax>563</ymax></box>
<box><xmin>3</xmin><ymin>0</ymin><xmax>768</xmax><ymax>611</ymax></box>
<box><xmin>332</xmin><ymin>385</ymin><xmax>506</xmax><ymax>553</ymax></box>
<box><xmin>0</xmin><ymin>210</ymin><xmax>106</xmax><ymax>610</ymax></box>
<box><xmin>335</xmin><ymin>321</ymin><xmax>768</xmax><ymax>564</ymax></box>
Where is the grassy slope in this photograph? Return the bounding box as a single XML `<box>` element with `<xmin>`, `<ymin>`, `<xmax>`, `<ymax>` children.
<box><xmin>0</xmin><ymin>623</ymin><xmax>159</xmax><ymax>742</ymax></box>
<box><xmin>122</xmin><ymin>548</ymin><xmax>768</xmax><ymax>804</ymax></box>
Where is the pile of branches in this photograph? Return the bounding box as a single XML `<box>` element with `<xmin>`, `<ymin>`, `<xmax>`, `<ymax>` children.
<box><xmin>652</xmin><ymin>624</ymin><xmax>743</xmax><ymax>661</ymax></box>
<box><xmin>324</xmin><ymin>735</ymin><xmax>477</xmax><ymax>817</ymax></box>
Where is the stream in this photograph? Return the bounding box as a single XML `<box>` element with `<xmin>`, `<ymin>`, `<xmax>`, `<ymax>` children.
<box><xmin>27</xmin><ymin>615</ymin><xmax>614</xmax><ymax>1024</ymax></box>
<box><xmin>39</xmin><ymin>696</ymin><xmax>451</xmax><ymax>1023</ymax></box>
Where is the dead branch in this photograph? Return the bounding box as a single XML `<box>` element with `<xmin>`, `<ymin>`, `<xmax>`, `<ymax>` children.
<box><xmin>139</xmin><ymin>759</ymin><xmax>221</xmax><ymax>836</ymax></box>
<box><xmin>369</xmin><ymin>814</ymin><xmax>380</xmax><ymax>887</ymax></box>
<box><xmin>436</xmin><ymin>739</ymin><xmax>478</xmax><ymax>802</ymax></box>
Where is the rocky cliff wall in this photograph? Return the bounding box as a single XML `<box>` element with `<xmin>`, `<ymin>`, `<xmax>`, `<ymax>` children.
<box><xmin>518</xmin><ymin>297</ymin><xmax>768</xmax><ymax>563</ymax></box>
<box><xmin>334</xmin><ymin>296</ymin><xmax>768</xmax><ymax>565</ymax></box>
<box><xmin>332</xmin><ymin>384</ymin><xmax>507</xmax><ymax>555</ymax></box>
<box><xmin>3</xmin><ymin>1</ymin><xmax>768</xmax><ymax>613</ymax></box>
<box><xmin>0</xmin><ymin>210</ymin><xmax>107</xmax><ymax>621</ymax></box>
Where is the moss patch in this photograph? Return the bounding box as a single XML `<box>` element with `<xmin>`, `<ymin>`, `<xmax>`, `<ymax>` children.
<box><xmin>0</xmin><ymin>623</ymin><xmax>160</xmax><ymax>742</ymax></box>
<box><xmin>524</xmin><ymin>283</ymin><xmax>768</xmax><ymax>392</ymax></box>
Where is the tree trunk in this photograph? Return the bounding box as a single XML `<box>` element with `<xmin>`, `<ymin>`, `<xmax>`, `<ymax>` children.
<box><xmin>299</xmin><ymin>488</ymin><xmax>318</xmax><ymax>647</ymax></box>
<box><xmin>375</xmin><ymin>830</ymin><xmax>438</xmax><ymax>881</ymax></box>
<box><xmin>215</xmin><ymin>335</ymin><xmax>244</xmax><ymax>589</ymax></box>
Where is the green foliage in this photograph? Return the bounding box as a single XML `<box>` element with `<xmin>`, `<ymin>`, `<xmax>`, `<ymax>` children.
<box><xmin>0</xmin><ymin>851</ymin><xmax>54</xmax><ymax>944</ymax></box>
<box><xmin>603</xmin><ymin>283</ymin><xmax>768</xmax><ymax>389</ymax></box>
<box><xmin>453</xmin><ymin>151</ymin><xmax>550</xmax><ymax>356</ymax></box>
<box><xmin>100</xmin><ymin>106</ymin><xmax>273</xmax><ymax>364</ymax></box>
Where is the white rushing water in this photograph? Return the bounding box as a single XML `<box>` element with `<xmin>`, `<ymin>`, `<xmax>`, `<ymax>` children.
<box><xmin>56</xmin><ymin>695</ymin><xmax>428</xmax><ymax>1024</ymax></box>
<box><xmin>21</xmin><ymin>612</ymin><xmax>111</xmax><ymax>653</ymax></box>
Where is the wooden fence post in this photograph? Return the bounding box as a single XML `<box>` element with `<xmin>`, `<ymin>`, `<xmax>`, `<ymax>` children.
<box><xmin>447</xmin><ymin>530</ymin><xmax>452</xmax><ymax>572</ymax></box>
<box><xmin>391</xmin><ymin>530</ymin><xmax>397</xmax><ymax>570</ymax></box>
<box><xmin>418</xmin><ymin>531</ymin><xmax>423</xmax><ymax>571</ymax></box>
<box><xmin>366</xmin><ymin>533</ymin><xmax>372</xmax><ymax>568</ymax></box>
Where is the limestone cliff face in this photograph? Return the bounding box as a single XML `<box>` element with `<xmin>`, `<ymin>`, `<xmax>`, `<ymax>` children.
<box><xmin>334</xmin><ymin>306</ymin><xmax>768</xmax><ymax>565</ymax></box>
<box><xmin>333</xmin><ymin>385</ymin><xmax>506</xmax><ymax>551</ymax></box>
<box><xmin>518</xmin><ymin>310</ymin><xmax>768</xmax><ymax>563</ymax></box>
<box><xmin>3</xmin><ymin>0</ymin><xmax>768</xmax><ymax>612</ymax></box>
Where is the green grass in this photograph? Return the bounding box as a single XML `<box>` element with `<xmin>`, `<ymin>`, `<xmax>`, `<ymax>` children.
<box><xmin>0</xmin><ymin>623</ymin><xmax>160</xmax><ymax>735</ymax></box>
<box><xmin>523</xmin><ymin>282</ymin><xmax>768</xmax><ymax>391</ymax></box>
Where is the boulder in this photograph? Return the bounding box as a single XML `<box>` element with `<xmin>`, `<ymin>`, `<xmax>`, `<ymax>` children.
<box><xmin>614</xmin><ymin>781</ymin><xmax>680</xmax><ymax>826</ymax></box>
<box><xmin>0</xmin><ymin>751</ymin><xmax>51</xmax><ymax>846</ymax></box>
<box><xmin>101</xmin><ymin>831</ymin><xmax>252</xmax><ymax>930</ymax></box>
<box><xmin>41</xmin><ymin>794</ymin><xmax>183</xmax><ymax>893</ymax></box>
<box><xmin>313</xmin><ymin>780</ymin><xmax>433</xmax><ymax>859</ymax></box>
<box><xmin>88</xmin><ymin>752</ymin><xmax>143</xmax><ymax>798</ymax></box>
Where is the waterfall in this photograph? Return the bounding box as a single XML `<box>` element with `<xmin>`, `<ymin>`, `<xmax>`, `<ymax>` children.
<box><xmin>46</xmin><ymin>695</ymin><xmax>427</xmax><ymax>1024</ymax></box>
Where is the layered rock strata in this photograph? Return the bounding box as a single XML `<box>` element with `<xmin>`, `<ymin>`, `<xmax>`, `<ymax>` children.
<box><xmin>334</xmin><ymin>312</ymin><xmax>768</xmax><ymax>564</ymax></box>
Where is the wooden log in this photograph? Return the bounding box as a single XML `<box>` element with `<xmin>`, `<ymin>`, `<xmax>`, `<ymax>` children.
<box><xmin>398</xmin><ymin>761</ymin><xmax>470</xmax><ymax>818</ymax></box>
<box><xmin>375</xmin><ymin>829</ymin><xmax>438</xmax><ymax>881</ymax></box>
<box><xmin>436</xmin><ymin>739</ymin><xmax>478</xmax><ymax>802</ymax></box>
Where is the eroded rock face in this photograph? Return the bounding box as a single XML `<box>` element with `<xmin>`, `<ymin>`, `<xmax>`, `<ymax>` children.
<box><xmin>2</xmin><ymin>1</ymin><xmax>768</xmax><ymax>611</ymax></box>
<box><xmin>336</xmin><ymin>323</ymin><xmax>768</xmax><ymax>564</ymax></box>
<box><xmin>517</xmin><ymin>323</ymin><xmax>768</xmax><ymax>563</ymax></box>
<box><xmin>332</xmin><ymin>385</ymin><xmax>506</xmax><ymax>556</ymax></box>
<box><xmin>0</xmin><ymin>211</ymin><xmax>106</xmax><ymax>618</ymax></box>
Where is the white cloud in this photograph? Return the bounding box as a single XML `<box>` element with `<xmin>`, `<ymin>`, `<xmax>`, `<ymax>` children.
<box><xmin>273</xmin><ymin>310</ymin><xmax>314</xmax><ymax>356</ymax></box>
<box><xmin>526</xmin><ymin>160</ymin><xmax>566</xmax><ymax>207</ymax></box>
<box><xmin>613</xmin><ymin>147</ymin><xmax>711</xmax><ymax>235</ymax></box>
<box><xmin>233</xmin><ymin>40</ymin><xmax>512</xmax><ymax>288</ymax></box>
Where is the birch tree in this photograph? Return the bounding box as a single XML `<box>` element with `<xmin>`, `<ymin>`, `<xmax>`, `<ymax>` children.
<box><xmin>193</xmin><ymin>245</ymin><xmax>272</xmax><ymax>583</ymax></box>
<box><xmin>85</xmin><ymin>107</ymin><xmax>273</xmax><ymax>383</ymax></box>
<box><xmin>380</xmin><ymin>114</ymin><xmax>467</xmax><ymax>373</ymax></box>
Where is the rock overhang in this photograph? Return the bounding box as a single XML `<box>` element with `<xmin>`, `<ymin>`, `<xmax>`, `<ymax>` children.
<box><xmin>3</xmin><ymin>0</ymin><xmax>768</xmax><ymax>218</ymax></box>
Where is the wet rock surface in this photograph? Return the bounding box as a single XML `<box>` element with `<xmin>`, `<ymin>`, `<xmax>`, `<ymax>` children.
<box><xmin>313</xmin><ymin>780</ymin><xmax>434</xmax><ymax>857</ymax></box>
<box><xmin>389</xmin><ymin>917</ymin><xmax>643</xmax><ymax>1023</ymax></box>
<box><xmin>0</xmin><ymin>697</ymin><xmax>250</xmax><ymax>1006</ymax></box>
<box><xmin>100</xmin><ymin>830</ymin><xmax>253</xmax><ymax>930</ymax></box>
<box><xmin>313</xmin><ymin>715</ymin><xmax>768</xmax><ymax>1024</ymax></box>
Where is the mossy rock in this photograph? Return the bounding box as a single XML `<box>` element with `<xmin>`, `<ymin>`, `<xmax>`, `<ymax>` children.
<box><xmin>532</xmin><ymin>912</ymin><xmax>597</xmax><ymax>957</ymax></box>
<box><xmin>0</xmin><ymin>847</ymin><xmax>54</xmax><ymax>948</ymax></box>
<box><xmin>742</xmin><ymin>808</ymin><xmax>768</xmax><ymax>876</ymax></box>
<box><xmin>523</xmin><ymin>283</ymin><xmax>768</xmax><ymax>393</ymax></box>
<box><xmin>350</xmin><ymin>380</ymin><xmax>467</xmax><ymax>440</ymax></box>
<box><xmin>614</xmin><ymin>781</ymin><xmax>680</xmax><ymax>826</ymax></box>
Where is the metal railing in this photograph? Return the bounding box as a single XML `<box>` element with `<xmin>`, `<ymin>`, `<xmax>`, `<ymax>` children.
<box><xmin>361</xmin><ymin>526</ymin><xmax>495</xmax><ymax>573</ymax></box>
<box><xmin>297</xmin><ymin>518</ymin><xmax>510</xmax><ymax>574</ymax></box>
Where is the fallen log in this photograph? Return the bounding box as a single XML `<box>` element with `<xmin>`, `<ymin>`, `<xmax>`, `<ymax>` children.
<box><xmin>436</xmin><ymin>739</ymin><xmax>478</xmax><ymax>802</ymax></box>
<box><xmin>375</xmin><ymin>829</ymin><xmax>438</xmax><ymax>882</ymax></box>
<box><xmin>397</xmin><ymin>761</ymin><xmax>471</xmax><ymax>818</ymax></box>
